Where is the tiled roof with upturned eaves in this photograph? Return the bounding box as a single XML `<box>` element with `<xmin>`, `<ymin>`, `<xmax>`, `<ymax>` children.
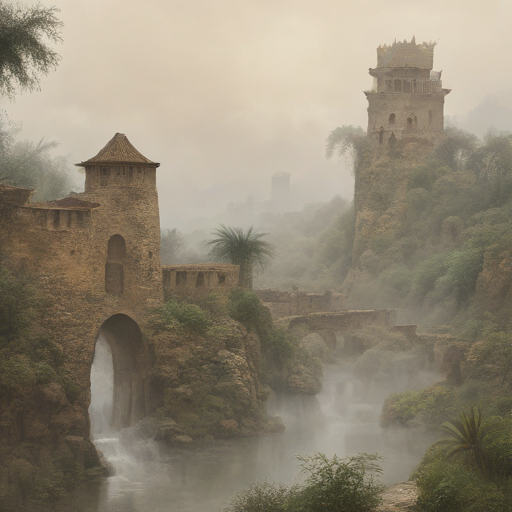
<box><xmin>76</xmin><ymin>133</ymin><xmax>159</xmax><ymax>167</ymax></box>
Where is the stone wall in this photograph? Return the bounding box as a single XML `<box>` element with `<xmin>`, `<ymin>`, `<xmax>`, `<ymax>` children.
<box><xmin>254</xmin><ymin>289</ymin><xmax>346</xmax><ymax>319</ymax></box>
<box><xmin>163</xmin><ymin>264</ymin><xmax>239</xmax><ymax>301</ymax></box>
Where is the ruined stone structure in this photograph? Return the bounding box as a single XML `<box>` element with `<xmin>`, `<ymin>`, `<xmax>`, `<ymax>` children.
<box><xmin>276</xmin><ymin>309</ymin><xmax>396</xmax><ymax>351</ymax></box>
<box><xmin>365</xmin><ymin>38</ymin><xmax>450</xmax><ymax>145</ymax></box>
<box><xmin>255</xmin><ymin>289</ymin><xmax>346</xmax><ymax>320</ymax></box>
<box><xmin>163</xmin><ymin>263</ymin><xmax>239</xmax><ymax>301</ymax></box>
<box><xmin>0</xmin><ymin>133</ymin><xmax>240</xmax><ymax>439</ymax></box>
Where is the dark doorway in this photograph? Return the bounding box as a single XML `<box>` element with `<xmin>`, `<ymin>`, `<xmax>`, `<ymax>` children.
<box><xmin>91</xmin><ymin>314</ymin><xmax>150</xmax><ymax>431</ymax></box>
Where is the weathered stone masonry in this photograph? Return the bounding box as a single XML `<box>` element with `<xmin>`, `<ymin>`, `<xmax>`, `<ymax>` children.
<box><xmin>365</xmin><ymin>38</ymin><xmax>450</xmax><ymax>146</ymax></box>
<box><xmin>0</xmin><ymin>133</ymin><xmax>240</xmax><ymax>444</ymax></box>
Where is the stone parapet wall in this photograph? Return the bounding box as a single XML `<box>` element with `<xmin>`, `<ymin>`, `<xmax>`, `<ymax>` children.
<box><xmin>162</xmin><ymin>264</ymin><xmax>239</xmax><ymax>301</ymax></box>
<box><xmin>254</xmin><ymin>289</ymin><xmax>346</xmax><ymax>320</ymax></box>
<box><xmin>0</xmin><ymin>184</ymin><xmax>33</xmax><ymax>206</ymax></box>
<box><xmin>277</xmin><ymin>309</ymin><xmax>396</xmax><ymax>333</ymax></box>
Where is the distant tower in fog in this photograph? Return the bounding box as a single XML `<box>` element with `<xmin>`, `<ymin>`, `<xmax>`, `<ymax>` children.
<box><xmin>271</xmin><ymin>172</ymin><xmax>291</xmax><ymax>211</ymax></box>
<box><xmin>365</xmin><ymin>37</ymin><xmax>451</xmax><ymax>145</ymax></box>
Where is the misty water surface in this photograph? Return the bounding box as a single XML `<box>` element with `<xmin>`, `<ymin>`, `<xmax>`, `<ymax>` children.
<box><xmin>89</xmin><ymin>336</ymin><xmax>437</xmax><ymax>512</ymax></box>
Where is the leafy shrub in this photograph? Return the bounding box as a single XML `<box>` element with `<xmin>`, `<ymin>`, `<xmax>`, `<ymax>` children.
<box><xmin>224</xmin><ymin>453</ymin><xmax>383</xmax><ymax>512</ymax></box>
<box><xmin>157</xmin><ymin>298</ymin><xmax>212</xmax><ymax>335</ymax></box>
<box><xmin>228</xmin><ymin>289</ymin><xmax>293</xmax><ymax>365</ymax></box>
<box><xmin>228</xmin><ymin>288</ymin><xmax>263</xmax><ymax>332</ymax></box>
<box><xmin>380</xmin><ymin>385</ymin><xmax>452</xmax><ymax>428</ymax></box>
<box><xmin>225</xmin><ymin>481</ymin><xmax>295</xmax><ymax>512</ymax></box>
<box><xmin>291</xmin><ymin>453</ymin><xmax>384</xmax><ymax>512</ymax></box>
<box><xmin>414</xmin><ymin>444</ymin><xmax>512</xmax><ymax>512</ymax></box>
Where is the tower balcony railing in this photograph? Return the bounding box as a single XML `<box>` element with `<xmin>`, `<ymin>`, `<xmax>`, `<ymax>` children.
<box><xmin>371</xmin><ymin>78</ymin><xmax>443</xmax><ymax>94</ymax></box>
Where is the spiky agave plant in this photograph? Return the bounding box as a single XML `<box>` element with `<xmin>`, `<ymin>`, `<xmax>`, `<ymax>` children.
<box><xmin>440</xmin><ymin>407</ymin><xmax>493</xmax><ymax>476</ymax></box>
<box><xmin>207</xmin><ymin>225</ymin><xmax>274</xmax><ymax>289</ymax></box>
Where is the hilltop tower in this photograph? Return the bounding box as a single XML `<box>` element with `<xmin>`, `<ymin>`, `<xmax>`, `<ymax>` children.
<box><xmin>365</xmin><ymin>38</ymin><xmax>450</xmax><ymax>145</ymax></box>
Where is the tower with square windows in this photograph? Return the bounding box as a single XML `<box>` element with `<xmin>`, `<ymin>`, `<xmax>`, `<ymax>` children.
<box><xmin>365</xmin><ymin>37</ymin><xmax>450</xmax><ymax>145</ymax></box>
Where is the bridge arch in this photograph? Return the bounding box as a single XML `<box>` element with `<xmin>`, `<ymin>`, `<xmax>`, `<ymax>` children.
<box><xmin>91</xmin><ymin>313</ymin><xmax>151</xmax><ymax>431</ymax></box>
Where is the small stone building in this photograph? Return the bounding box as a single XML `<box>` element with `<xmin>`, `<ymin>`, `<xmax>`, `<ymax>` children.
<box><xmin>365</xmin><ymin>37</ymin><xmax>451</xmax><ymax>145</ymax></box>
<box><xmin>163</xmin><ymin>264</ymin><xmax>239</xmax><ymax>300</ymax></box>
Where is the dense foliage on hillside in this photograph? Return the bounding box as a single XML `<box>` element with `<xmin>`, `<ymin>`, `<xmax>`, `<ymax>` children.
<box><xmin>337</xmin><ymin>128</ymin><xmax>512</xmax><ymax>325</ymax></box>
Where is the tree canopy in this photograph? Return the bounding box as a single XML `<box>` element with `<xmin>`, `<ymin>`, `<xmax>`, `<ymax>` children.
<box><xmin>207</xmin><ymin>225</ymin><xmax>274</xmax><ymax>289</ymax></box>
<box><xmin>0</xmin><ymin>1</ymin><xmax>63</xmax><ymax>100</ymax></box>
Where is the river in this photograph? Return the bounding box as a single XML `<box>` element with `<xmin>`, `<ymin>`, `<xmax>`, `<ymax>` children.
<box><xmin>89</xmin><ymin>335</ymin><xmax>437</xmax><ymax>512</ymax></box>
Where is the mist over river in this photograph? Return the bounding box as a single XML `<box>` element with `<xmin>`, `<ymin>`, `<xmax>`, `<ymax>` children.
<box><xmin>89</xmin><ymin>336</ymin><xmax>438</xmax><ymax>512</ymax></box>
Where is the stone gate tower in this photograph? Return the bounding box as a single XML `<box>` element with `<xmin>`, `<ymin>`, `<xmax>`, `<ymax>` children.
<box><xmin>365</xmin><ymin>37</ymin><xmax>451</xmax><ymax>145</ymax></box>
<box><xmin>76</xmin><ymin>132</ymin><xmax>163</xmax><ymax>308</ymax></box>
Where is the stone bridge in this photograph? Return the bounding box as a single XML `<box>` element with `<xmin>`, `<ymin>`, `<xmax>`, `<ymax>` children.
<box><xmin>276</xmin><ymin>309</ymin><xmax>396</xmax><ymax>350</ymax></box>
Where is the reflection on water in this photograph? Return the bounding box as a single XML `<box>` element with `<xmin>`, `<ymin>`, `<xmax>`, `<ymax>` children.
<box><xmin>89</xmin><ymin>341</ymin><xmax>437</xmax><ymax>512</ymax></box>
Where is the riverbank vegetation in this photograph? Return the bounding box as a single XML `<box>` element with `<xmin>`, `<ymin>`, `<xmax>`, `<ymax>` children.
<box><xmin>224</xmin><ymin>452</ymin><xmax>384</xmax><ymax>512</ymax></box>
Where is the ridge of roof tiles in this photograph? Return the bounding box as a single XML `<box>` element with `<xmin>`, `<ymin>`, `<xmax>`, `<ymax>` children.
<box><xmin>77</xmin><ymin>133</ymin><xmax>159</xmax><ymax>167</ymax></box>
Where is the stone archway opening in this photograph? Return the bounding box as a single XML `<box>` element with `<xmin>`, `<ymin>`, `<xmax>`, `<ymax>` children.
<box><xmin>89</xmin><ymin>314</ymin><xmax>150</xmax><ymax>435</ymax></box>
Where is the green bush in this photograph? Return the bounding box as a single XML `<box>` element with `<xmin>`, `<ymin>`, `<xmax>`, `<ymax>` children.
<box><xmin>228</xmin><ymin>289</ymin><xmax>293</xmax><ymax>365</ymax></box>
<box><xmin>380</xmin><ymin>385</ymin><xmax>452</xmax><ymax>428</ymax></box>
<box><xmin>225</xmin><ymin>481</ymin><xmax>295</xmax><ymax>512</ymax></box>
<box><xmin>228</xmin><ymin>288</ymin><xmax>263</xmax><ymax>332</ymax></box>
<box><xmin>157</xmin><ymin>298</ymin><xmax>212</xmax><ymax>335</ymax></box>
<box><xmin>414</xmin><ymin>445</ymin><xmax>512</xmax><ymax>512</ymax></box>
<box><xmin>224</xmin><ymin>453</ymin><xmax>383</xmax><ymax>512</ymax></box>
<box><xmin>291</xmin><ymin>453</ymin><xmax>384</xmax><ymax>512</ymax></box>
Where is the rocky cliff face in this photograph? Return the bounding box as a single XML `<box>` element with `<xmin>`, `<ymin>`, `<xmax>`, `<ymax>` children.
<box><xmin>149</xmin><ymin>317</ymin><xmax>282</xmax><ymax>444</ymax></box>
<box><xmin>342</xmin><ymin>140</ymin><xmax>434</xmax><ymax>306</ymax></box>
<box><xmin>0</xmin><ymin>380</ymin><xmax>104</xmax><ymax>511</ymax></box>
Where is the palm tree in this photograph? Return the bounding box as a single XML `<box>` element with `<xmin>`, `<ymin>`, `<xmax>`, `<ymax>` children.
<box><xmin>440</xmin><ymin>407</ymin><xmax>492</xmax><ymax>476</ymax></box>
<box><xmin>207</xmin><ymin>225</ymin><xmax>274</xmax><ymax>289</ymax></box>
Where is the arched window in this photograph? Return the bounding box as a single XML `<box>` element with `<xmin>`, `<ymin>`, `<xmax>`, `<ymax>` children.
<box><xmin>389</xmin><ymin>113</ymin><xmax>396</xmax><ymax>125</ymax></box>
<box><xmin>107</xmin><ymin>235</ymin><xmax>126</xmax><ymax>260</ymax></box>
<box><xmin>407</xmin><ymin>118</ymin><xmax>413</xmax><ymax>131</ymax></box>
<box><xmin>105</xmin><ymin>235</ymin><xmax>126</xmax><ymax>295</ymax></box>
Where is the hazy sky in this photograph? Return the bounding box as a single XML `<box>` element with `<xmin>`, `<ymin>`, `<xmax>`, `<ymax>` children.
<box><xmin>3</xmin><ymin>0</ymin><xmax>512</xmax><ymax>229</ymax></box>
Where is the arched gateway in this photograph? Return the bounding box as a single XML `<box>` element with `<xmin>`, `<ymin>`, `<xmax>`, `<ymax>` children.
<box><xmin>95</xmin><ymin>314</ymin><xmax>150</xmax><ymax>430</ymax></box>
<box><xmin>0</xmin><ymin>133</ymin><xmax>239</xmax><ymax>478</ymax></box>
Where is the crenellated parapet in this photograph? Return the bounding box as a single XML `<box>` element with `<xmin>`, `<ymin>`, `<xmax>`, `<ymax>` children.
<box><xmin>18</xmin><ymin>197</ymin><xmax>99</xmax><ymax>231</ymax></box>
